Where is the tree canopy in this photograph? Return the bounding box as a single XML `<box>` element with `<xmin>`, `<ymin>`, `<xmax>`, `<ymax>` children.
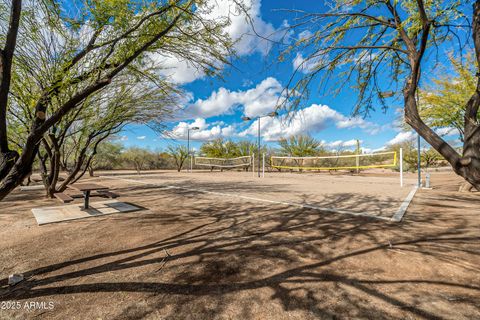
<box><xmin>418</xmin><ymin>54</ymin><xmax>477</xmax><ymax>142</ymax></box>
<box><xmin>278</xmin><ymin>135</ymin><xmax>324</xmax><ymax>157</ymax></box>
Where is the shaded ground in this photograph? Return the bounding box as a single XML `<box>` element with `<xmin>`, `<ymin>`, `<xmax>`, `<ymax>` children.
<box><xmin>0</xmin><ymin>170</ymin><xmax>479</xmax><ymax>319</ymax></box>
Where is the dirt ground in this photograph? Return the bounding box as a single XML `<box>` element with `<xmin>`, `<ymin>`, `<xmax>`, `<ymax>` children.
<box><xmin>97</xmin><ymin>169</ymin><xmax>416</xmax><ymax>219</ymax></box>
<box><xmin>0</xmin><ymin>169</ymin><xmax>479</xmax><ymax>319</ymax></box>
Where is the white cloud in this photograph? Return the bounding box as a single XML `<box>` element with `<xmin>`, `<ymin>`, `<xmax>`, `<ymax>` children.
<box><xmin>154</xmin><ymin>54</ymin><xmax>205</xmax><ymax>84</ymax></box>
<box><xmin>153</xmin><ymin>0</ymin><xmax>286</xmax><ymax>84</ymax></box>
<box><xmin>387</xmin><ymin>127</ymin><xmax>460</xmax><ymax>146</ymax></box>
<box><xmin>119</xmin><ymin>135</ymin><xmax>128</xmax><ymax>141</ymax></box>
<box><xmin>292</xmin><ymin>52</ymin><xmax>323</xmax><ymax>74</ymax></box>
<box><xmin>435</xmin><ymin>127</ymin><xmax>460</xmax><ymax>137</ymax></box>
<box><xmin>239</xmin><ymin>104</ymin><xmax>382</xmax><ymax>141</ymax></box>
<box><xmin>167</xmin><ymin>118</ymin><xmax>235</xmax><ymax>141</ymax></box>
<box><xmin>176</xmin><ymin>77</ymin><xmax>283</xmax><ymax>120</ymax></box>
<box><xmin>361</xmin><ymin>146</ymin><xmax>386</xmax><ymax>154</ymax></box>
<box><xmin>242</xmin><ymin>78</ymin><xmax>254</xmax><ymax>87</ymax></box>
<box><xmin>325</xmin><ymin>139</ymin><xmax>360</xmax><ymax>149</ymax></box>
<box><xmin>207</xmin><ymin>0</ymin><xmax>285</xmax><ymax>56</ymax></box>
<box><xmin>298</xmin><ymin>30</ymin><xmax>313</xmax><ymax>40</ymax></box>
<box><xmin>137</xmin><ymin>136</ymin><xmax>146</xmax><ymax>140</ymax></box>
<box><xmin>387</xmin><ymin>131</ymin><xmax>415</xmax><ymax>145</ymax></box>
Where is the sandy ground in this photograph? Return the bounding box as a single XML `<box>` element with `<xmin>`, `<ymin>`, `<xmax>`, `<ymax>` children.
<box><xmin>99</xmin><ymin>169</ymin><xmax>418</xmax><ymax>219</ymax></box>
<box><xmin>0</xmin><ymin>169</ymin><xmax>479</xmax><ymax>319</ymax></box>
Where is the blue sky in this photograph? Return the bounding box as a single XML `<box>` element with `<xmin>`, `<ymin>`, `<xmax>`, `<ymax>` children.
<box><xmin>117</xmin><ymin>0</ymin><xmax>462</xmax><ymax>154</ymax></box>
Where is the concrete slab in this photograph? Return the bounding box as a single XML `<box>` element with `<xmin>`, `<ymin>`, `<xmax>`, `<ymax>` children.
<box><xmin>31</xmin><ymin>200</ymin><xmax>142</xmax><ymax>225</ymax></box>
<box><xmin>19</xmin><ymin>185</ymin><xmax>45</xmax><ymax>191</ymax></box>
<box><xmin>391</xmin><ymin>187</ymin><xmax>418</xmax><ymax>222</ymax></box>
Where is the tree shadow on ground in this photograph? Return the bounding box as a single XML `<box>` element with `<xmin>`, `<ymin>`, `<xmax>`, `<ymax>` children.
<box><xmin>1</xmin><ymin>187</ymin><xmax>479</xmax><ymax>319</ymax></box>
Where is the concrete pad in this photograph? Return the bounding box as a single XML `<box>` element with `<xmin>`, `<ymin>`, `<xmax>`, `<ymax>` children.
<box><xmin>391</xmin><ymin>187</ymin><xmax>418</xmax><ymax>222</ymax></box>
<box><xmin>19</xmin><ymin>185</ymin><xmax>45</xmax><ymax>191</ymax></box>
<box><xmin>31</xmin><ymin>200</ymin><xmax>142</xmax><ymax>225</ymax></box>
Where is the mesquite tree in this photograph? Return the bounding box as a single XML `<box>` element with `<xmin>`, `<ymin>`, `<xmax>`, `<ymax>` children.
<box><xmin>418</xmin><ymin>54</ymin><xmax>477</xmax><ymax>142</ymax></box>
<box><xmin>280</xmin><ymin>0</ymin><xmax>480</xmax><ymax>190</ymax></box>
<box><xmin>167</xmin><ymin>145</ymin><xmax>188</xmax><ymax>172</ymax></box>
<box><xmin>278</xmin><ymin>135</ymin><xmax>324</xmax><ymax>156</ymax></box>
<box><xmin>0</xmin><ymin>0</ymin><xmax>237</xmax><ymax>200</ymax></box>
<box><xmin>42</xmin><ymin>81</ymin><xmax>175</xmax><ymax>197</ymax></box>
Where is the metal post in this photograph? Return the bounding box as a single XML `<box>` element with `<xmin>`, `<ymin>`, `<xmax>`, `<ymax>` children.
<box><xmin>417</xmin><ymin>134</ymin><xmax>421</xmax><ymax>187</ymax></box>
<box><xmin>257</xmin><ymin>117</ymin><xmax>261</xmax><ymax>178</ymax></box>
<box><xmin>425</xmin><ymin>172</ymin><xmax>431</xmax><ymax>188</ymax></box>
<box><xmin>84</xmin><ymin>191</ymin><xmax>90</xmax><ymax>210</ymax></box>
<box><xmin>355</xmin><ymin>139</ymin><xmax>360</xmax><ymax>174</ymax></box>
<box><xmin>252</xmin><ymin>153</ymin><xmax>255</xmax><ymax>177</ymax></box>
<box><xmin>190</xmin><ymin>149</ymin><xmax>193</xmax><ymax>172</ymax></box>
<box><xmin>400</xmin><ymin>148</ymin><xmax>403</xmax><ymax>187</ymax></box>
<box><xmin>187</xmin><ymin>129</ymin><xmax>190</xmax><ymax>173</ymax></box>
<box><xmin>262</xmin><ymin>153</ymin><xmax>265</xmax><ymax>178</ymax></box>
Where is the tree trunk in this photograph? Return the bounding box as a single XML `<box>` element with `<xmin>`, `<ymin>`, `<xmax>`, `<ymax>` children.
<box><xmin>0</xmin><ymin>137</ymin><xmax>40</xmax><ymax>200</ymax></box>
<box><xmin>0</xmin><ymin>150</ymin><xmax>18</xmax><ymax>181</ymax></box>
<box><xmin>57</xmin><ymin>153</ymin><xmax>85</xmax><ymax>192</ymax></box>
<box><xmin>88</xmin><ymin>166</ymin><xmax>94</xmax><ymax>177</ymax></box>
<box><xmin>135</xmin><ymin>162</ymin><xmax>140</xmax><ymax>175</ymax></box>
<box><xmin>46</xmin><ymin>135</ymin><xmax>61</xmax><ymax>198</ymax></box>
<box><xmin>0</xmin><ymin>1</ymin><xmax>22</xmax><ymax>184</ymax></box>
<box><xmin>38</xmin><ymin>151</ymin><xmax>49</xmax><ymax>189</ymax></box>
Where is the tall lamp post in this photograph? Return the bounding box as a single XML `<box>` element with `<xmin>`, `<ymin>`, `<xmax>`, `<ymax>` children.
<box><xmin>242</xmin><ymin>111</ymin><xmax>278</xmax><ymax>177</ymax></box>
<box><xmin>187</xmin><ymin>126</ymin><xmax>199</xmax><ymax>172</ymax></box>
<box><xmin>417</xmin><ymin>133</ymin><xmax>421</xmax><ymax>187</ymax></box>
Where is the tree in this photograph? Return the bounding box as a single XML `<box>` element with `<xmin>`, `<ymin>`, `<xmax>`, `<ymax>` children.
<box><xmin>0</xmin><ymin>0</ymin><xmax>22</xmax><ymax>182</ymax></box>
<box><xmin>418</xmin><ymin>54</ymin><xmax>477</xmax><ymax>142</ymax></box>
<box><xmin>87</xmin><ymin>142</ymin><xmax>123</xmax><ymax>176</ymax></box>
<box><xmin>0</xmin><ymin>0</ymin><xmax>238</xmax><ymax>200</ymax></box>
<box><xmin>10</xmin><ymin>54</ymin><xmax>177</xmax><ymax>197</ymax></box>
<box><xmin>167</xmin><ymin>145</ymin><xmax>188</xmax><ymax>172</ymax></box>
<box><xmin>278</xmin><ymin>135</ymin><xmax>323</xmax><ymax>156</ymax></box>
<box><xmin>123</xmin><ymin>147</ymin><xmax>152</xmax><ymax>174</ymax></box>
<box><xmin>388</xmin><ymin>141</ymin><xmax>443</xmax><ymax>172</ymax></box>
<box><xmin>200</xmin><ymin>138</ymin><xmax>239</xmax><ymax>158</ymax></box>
<box><xmin>236</xmin><ymin>140</ymin><xmax>257</xmax><ymax>157</ymax></box>
<box><xmin>280</xmin><ymin>1</ymin><xmax>480</xmax><ymax>190</ymax></box>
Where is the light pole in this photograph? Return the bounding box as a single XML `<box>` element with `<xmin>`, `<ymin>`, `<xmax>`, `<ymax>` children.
<box><xmin>187</xmin><ymin>126</ymin><xmax>199</xmax><ymax>172</ymax></box>
<box><xmin>417</xmin><ymin>133</ymin><xmax>421</xmax><ymax>187</ymax></box>
<box><xmin>242</xmin><ymin>111</ymin><xmax>278</xmax><ymax>177</ymax></box>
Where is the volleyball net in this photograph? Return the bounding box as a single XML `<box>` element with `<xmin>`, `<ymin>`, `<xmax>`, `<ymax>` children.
<box><xmin>194</xmin><ymin>156</ymin><xmax>252</xmax><ymax>168</ymax></box>
<box><xmin>270</xmin><ymin>151</ymin><xmax>397</xmax><ymax>171</ymax></box>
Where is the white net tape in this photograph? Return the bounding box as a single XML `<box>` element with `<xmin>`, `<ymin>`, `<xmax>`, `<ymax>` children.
<box><xmin>271</xmin><ymin>151</ymin><xmax>397</xmax><ymax>170</ymax></box>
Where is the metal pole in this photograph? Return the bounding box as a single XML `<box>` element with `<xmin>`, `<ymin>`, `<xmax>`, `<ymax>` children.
<box><xmin>355</xmin><ymin>139</ymin><xmax>360</xmax><ymax>174</ymax></box>
<box><xmin>400</xmin><ymin>148</ymin><xmax>403</xmax><ymax>187</ymax></box>
<box><xmin>417</xmin><ymin>134</ymin><xmax>421</xmax><ymax>187</ymax></box>
<box><xmin>252</xmin><ymin>153</ymin><xmax>255</xmax><ymax>177</ymax></box>
<box><xmin>262</xmin><ymin>153</ymin><xmax>265</xmax><ymax>178</ymax></box>
<box><xmin>187</xmin><ymin>129</ymin><xmax>191</xmax><ymax>173</ymax></box>
<box><xmin>257</xmin><ymin>117</ymin><xmax>261</xmax><ymax>178</ymax></box>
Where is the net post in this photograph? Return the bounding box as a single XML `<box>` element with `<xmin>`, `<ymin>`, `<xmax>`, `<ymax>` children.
<box><xmin>190</xmin><ymin>152</ymin><xmax>193</xmax><ymax>173</ymax></box>
<box><xmin>400</xmin><ymin>148</ymin><xmax>403</xmax><ymax>187</ymax></box>
<box><xmin>252</xmin><ymin>153</ymin><xmax>255</xmax><ymax>177</ymax></box>
<box><xmin>262</xmin><ymin>153</ymin><xmax>265</xmax><ymax>178</ymax></box>
<box><xmin>355</xmin><ymin>139</ymin><xmax>360</xmax><ymax>174</ymax></box>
